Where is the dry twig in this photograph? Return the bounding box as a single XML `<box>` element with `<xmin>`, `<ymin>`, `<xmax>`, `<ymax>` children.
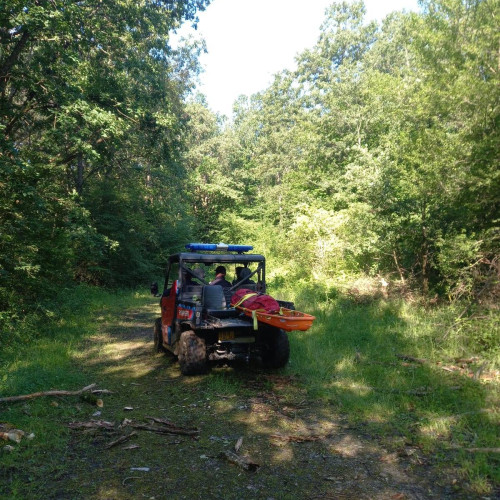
<box><xmin>270</xmin><ymin>433</ymin><xmax>326</xmax><ymax>443</ymax></box>
<box><xmin>145</xmin><ymin>416</ymin><xmax>200</xmax><ymax>436</ymax></box>
<box><xmin>464</xmin><ymin>448</ymin><xmax>500</xmax><ymax>453</ymax></box>
<box><xmin>130</xmin><ymin>418</ymin><xmax>199</xmax><ymax>437</ymax></box>
<box><xmin>219</xmin><ymin>450</ymin><xmax>259</xmax><ymax>472</ymax></box>
<box><xmin>449</xmin><ymin>444</ymin><xmax>500</xmax><ymax>453</ymax></box>
<box><xmin>436</xmin><ymin>409</ymin><xmax>497</xmax><ymax>422</ymax></box>
<box><xmin>105</xmin><ymin>431</ymin><xmax>137</xmax><ymax>449</ymax></box>
<box><xmin>68</xmin><ymin>420</ymin><xmax>115</xmax><ymax>430</ymax></box>
<box><xmin>0</xmin><ymin>384</ymin><xmax>99</xmax><ymax>403</ymax></box>
<box><xmin>396</xmin><ymin>354</ymin><xmax>427</xmax><ymax>364</ymax></box>
<box><xmin>235</xmin><ymin>436</ymin><xmax>244</xmax><ymax>453</ymax></box>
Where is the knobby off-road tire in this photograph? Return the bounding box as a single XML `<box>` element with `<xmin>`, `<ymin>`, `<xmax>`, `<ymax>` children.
<box><xmin>153</xmin><ymin>318</ymin><xmax>165</xmax><ymax>353</ymax></box>
<box><xmin>178</xmin><ymin>330</ymin><xmax>207</xmax><ymax>375</ymax></box>
<box><xmin>262</xmin><ymin>328</ymin><xmax>290</xmax><ymax>369</ymax></box>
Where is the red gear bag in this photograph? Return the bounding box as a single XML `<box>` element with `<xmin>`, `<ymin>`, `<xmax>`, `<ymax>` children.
<box><xmin>230</xmin><ymin>288</ymin><xmax>280</xmax><ymax>314</ymax></box>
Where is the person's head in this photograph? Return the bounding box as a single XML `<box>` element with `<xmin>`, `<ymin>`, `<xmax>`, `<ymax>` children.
<box><xmin>215</xmin><ymin>265</ymin><xmax>226</xmax><ymax>276</ymax></box>
<box><xmin>240</xmin><ymin>267</ymin><xmax>252</xmax><ymax>281</ymax></box>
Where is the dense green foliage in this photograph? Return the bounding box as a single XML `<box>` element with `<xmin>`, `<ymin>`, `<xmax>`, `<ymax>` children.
<box><xmin>187</xmin><ymin>0</ymin><xmax>499</xmax><ymax>303</ymax></box>
<box><xmin>1</xmin><ymin>0</ymin><xmax>210</xmax><ymax>340</ymax></box>
<box><xmin>1</xmin><ymin>0</ymin><xmax>499</xmax><ymax>346</ymax></box>
<box><xmin>1</xmin><ymin>2</ymin><xmax>498</xmax><ymax>494</ymax></box>
<box><xmin>0</xmin><ymin>288</ymin><xmax>498</xmax><ymax>496</ymax></box>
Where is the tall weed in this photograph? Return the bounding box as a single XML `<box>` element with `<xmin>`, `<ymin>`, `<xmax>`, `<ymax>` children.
<box><xmin>276</xmin><ymin>280</ymin><xmax>499</xmax><ymax>491</ymax></box>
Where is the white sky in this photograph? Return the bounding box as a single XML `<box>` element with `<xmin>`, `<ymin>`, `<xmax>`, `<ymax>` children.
<box><xmin>179</xmin><ymin>0</ymin><xmax>420</xmax><ymax>117</ymax></box>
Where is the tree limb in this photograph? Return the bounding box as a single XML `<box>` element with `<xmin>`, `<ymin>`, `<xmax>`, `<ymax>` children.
<box><xmin>396</xmin><ymin>354</ymin><xmax>428</xmax><ymax>364</ymax></box>
<box><xmin>0</xmin><ymin>30</ymin><xmax>30</xmax><ymax>92</ymax></box>
<box><xmin>105</xmin><ymin>431</ymin><xmax>137</xmax><ymax>449</ymax></box>
<box><xmin>0</xmin><ymin>383</ymin><xmax>97</xmax><ymax>403</ymax></box>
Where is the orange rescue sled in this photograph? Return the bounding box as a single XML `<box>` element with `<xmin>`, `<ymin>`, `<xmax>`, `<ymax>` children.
<box><xmin>236</xmin><ymin>306</ymin><xmax>315</xmax><ymax>332</ymax></box>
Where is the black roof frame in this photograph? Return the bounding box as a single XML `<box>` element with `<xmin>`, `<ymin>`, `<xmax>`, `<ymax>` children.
<box><xmin>169</xmin><ymin>252</ymin><xmax>265</xmax><ymax>265</ymax></box>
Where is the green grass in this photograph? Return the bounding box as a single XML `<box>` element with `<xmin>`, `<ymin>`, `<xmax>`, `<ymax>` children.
<box><xmin>284</xmin><ymin>288</ymin><xmax>500</xmax><ymax>494</ymax></box>
<box><xmin>1</xmin><ymin>286</ymin><xmax>144</xmax><ymax>395</ymax></box>
<box><xmin>1</xmin><ymin>284</ymin><xmax>498</xmax><ymax>497</ymax></box>
<box><xmin>0</xmin><ymin>286</ymin><xmax>152</xmax><ymax>498</ymax></box>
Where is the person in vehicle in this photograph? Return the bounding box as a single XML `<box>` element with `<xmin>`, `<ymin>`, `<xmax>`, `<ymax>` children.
<box><xmin>238</xmin><ymin>267</ymin><xmax>255</xmax><ymax>285</ymax></box>
<box><xmin>184</xmin><ymin>267</ymin><xmax>205</xmax><ymax>286</ymax></box>
<box><xmin>233</xmin><ymin>267</ymin><xmax>243</xmax><ymax>285</ymax></box>
<box><xmin>209</xmin><ymin>265</ymin><xmax>232</xmax><ymax>288</ymax></box>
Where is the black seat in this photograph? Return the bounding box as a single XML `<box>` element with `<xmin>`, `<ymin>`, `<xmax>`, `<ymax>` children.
<box><xmin>203</xmin><ymin>285</ymin><xmax>226</xmax><ymax>311</ymax></box>
<box><xmin>234</xmin><ymin>268</ymin><xmax>256</xmax><ymax>292</ymax></box>
<box><xmin>179</xmin><ymin>285</ymin><xmax>203</xmax><ymax>302</ymax></box>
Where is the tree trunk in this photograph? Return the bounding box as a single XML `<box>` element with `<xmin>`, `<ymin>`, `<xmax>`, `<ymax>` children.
<box><xmin>421</xmin><ymin>203</ymin><xmax>429</xmax><ymax>295</ymax></box>
<box><xmin>76</xmin><ymin>154</ymin><xmax>84</xmax><ymax>195</ymax></box>
<box><xmin>0</xmin><ymin>30</ymin><xmax>30</xmax><ymax>94</ymax></box>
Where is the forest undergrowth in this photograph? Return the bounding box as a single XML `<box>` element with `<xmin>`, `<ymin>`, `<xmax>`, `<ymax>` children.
<box><xmin>0</xmin><ymin>284</ymin><xmax>498</xmax><ymax>497</ymax></box>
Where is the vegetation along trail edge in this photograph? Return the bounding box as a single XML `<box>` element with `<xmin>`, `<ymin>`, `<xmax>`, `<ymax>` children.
<box><xmin>1</xmin><ymin>289</ymin><xmax>498</xmax><ymax>498</ymax></box>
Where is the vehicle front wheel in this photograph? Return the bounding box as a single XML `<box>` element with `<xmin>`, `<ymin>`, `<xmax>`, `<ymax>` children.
<box><xmin>153</xmin><ymin>318</ymin><xmax>165</xmax><ymax>353</ymax></box>
<box><xmin>261</xmin><ymin>328</ymin><xmax>290</xmax><ymax>368</ymax></box>
<box><xmin>178</xmin><ymin>330</ymin><xmax>207</xmax><ymax>375</ymax></box>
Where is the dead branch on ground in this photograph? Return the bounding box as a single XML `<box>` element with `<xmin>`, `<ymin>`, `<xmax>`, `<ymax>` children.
<box><xmin>396</xmin><ymin>354</ymin><xmax>428</xmax><ymax>364</ymax></box>
<box><xmin>270</xmin><ymin>433</ymin><xmax>327</xmax><ymax>443</ymax></box>
<box><xmin>68</xmin><ymin>420</ymin><xmax>115</xmax><ymax>430</ymax></box>
<box><xmin>435</xmin><ymin>409</ymin><xmax>497</xmax><ymax>422</ymax></box>
<box><xmin>219</xmin><ymin>450</ymin><xmax>259</xmax><ymax>472</ymax></box>
<box><xmin>449</xmin><ymin>444</ymin><xmax>500</xmax><ymax>453</ymax></box>
<box><xmin>130</xmin><ymin>417</ymin><xmax>199</xmax><ymax>437</ymax></box>
<box><xmin>105</xmin><ymin>431</ymin><xmax>137</xmax><ymax>449</ymax></box>
<box><xmin>0</xmin><ymin>384</ymin><xmax>111</xmax><ymax>403</ymax></box>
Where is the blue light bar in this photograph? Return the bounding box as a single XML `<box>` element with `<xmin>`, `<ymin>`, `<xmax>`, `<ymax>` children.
<box><xmin>227</xmin><ymin>244</ymin><xmax>254</xmax><ymax>253</ymax></box>
<box><xmin>185</xmin><ymin>243</ymin><xmax>253</xmax><ymax>253</ymax></box>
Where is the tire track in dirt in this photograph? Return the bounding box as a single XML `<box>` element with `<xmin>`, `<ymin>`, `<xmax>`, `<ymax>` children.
<box><xmin>64</xmin><ymin>307</ymin><xmax>464</xmax><ymax>499</ymax></box>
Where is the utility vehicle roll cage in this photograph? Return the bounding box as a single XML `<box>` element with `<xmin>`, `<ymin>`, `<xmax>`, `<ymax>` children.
<box><xmin>162</xmin><ymin>252</ymin><xmax>266</xmax><ymax>294</ymax></box>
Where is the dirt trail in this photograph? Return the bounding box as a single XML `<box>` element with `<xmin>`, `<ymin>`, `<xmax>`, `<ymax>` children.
<box><xmin>59</xmin><ymin>306</ymin><xmax>462</xmax><ymax>500</ymax></box>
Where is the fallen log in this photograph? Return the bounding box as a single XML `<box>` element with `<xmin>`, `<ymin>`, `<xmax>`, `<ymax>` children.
<box><xmin>0</xmin><ymin>384</ymin><xmax>103</xmax><ymax>403</ymax></box>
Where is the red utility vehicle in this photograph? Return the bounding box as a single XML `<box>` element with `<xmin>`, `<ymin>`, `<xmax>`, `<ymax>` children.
<box><xmin>153</xmin><ymin>243</ymin><xmax>312</xmax><ymax>375</ymax></box>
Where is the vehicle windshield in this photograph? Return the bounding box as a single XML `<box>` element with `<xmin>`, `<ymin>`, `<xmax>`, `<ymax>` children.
<box><xmin>163</xmin><ymin>251</ymin><xmax>266</xmax><ymax>295</ymax></box>
<box><xmin>181</xmin><ymin>262</ymin><xmax>261</xmax><ymax>287</ymax></box>
<box><xmin>175</xmin><ymin>257</ymin><xmax>264</xmax><ymax>290</ymax></box>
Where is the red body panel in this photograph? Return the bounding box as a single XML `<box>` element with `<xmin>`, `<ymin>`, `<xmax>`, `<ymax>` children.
<box><xmin>160</xmin><ymin>280</ymin><xmax>177</xmax><ymax>344</ymax></box>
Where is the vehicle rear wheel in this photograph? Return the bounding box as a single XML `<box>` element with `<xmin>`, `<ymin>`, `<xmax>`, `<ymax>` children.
<box><xmin>261</xmin><ymin>328</ymin><xmax>290</xmax><ymax>368</ymax></box>
<box><xmin>178</xmin><ymin>330</ymin><xmax>207</xmax><ymax>375</ymax></box>
<box><xmin>153</xmin><ymin>318</ymin><xmax>165</xmax><ymax>353</ymax></box>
